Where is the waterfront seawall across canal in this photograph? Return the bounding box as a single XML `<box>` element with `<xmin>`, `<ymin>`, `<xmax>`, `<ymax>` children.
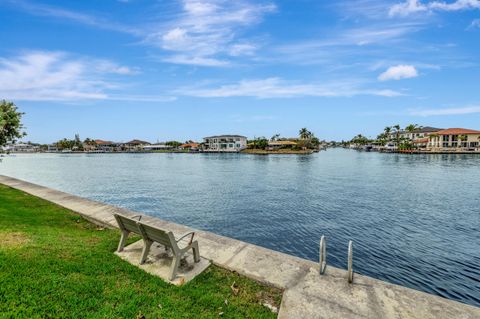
<box><xmin>1</xmin><ymin>174</ymin><xmax>479</xmax><ymax>319</ymax></box>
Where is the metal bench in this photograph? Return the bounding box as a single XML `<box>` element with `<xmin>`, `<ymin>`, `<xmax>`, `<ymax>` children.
<box><xmin>113</xmin><ymin>213</ymin><xmax>143</xmax><ymax>252</ymax></box>
<box><xmin>137</xmin><ymin>221</ymin><xmax>200</xmax><ymax>280</ymax></box>
<box><xmin>113</xmin><ymin>213</ymin><xmax>201</xmax><ymax>280</ymax></box>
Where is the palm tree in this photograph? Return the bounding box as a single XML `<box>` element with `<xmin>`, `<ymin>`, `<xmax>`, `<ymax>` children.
<box><xmin>299</xmin><ymin>128</ymin><xmax>311</xmax><ymax>140</ymax></box>
<box><xmin>271</xmin><ymin>134</ymin><xmax>280</xmax><ymax>141</ymax></box>
<box><xmin>404</xmin><ymin>124</ymin><xmax>420</xmax><ymax>150</ymax></box>
<box><xmin>392</xmin><ymin>124</ymin><xmax>401</xmax><ymax>146</ymax></box>
<box><xmin>384</xmin><ymin>126</ymin><xmax>392</xmax><ymax>142</ymax></box>
<box><xmin>405</xmin><ymin>124</ymin><xmax>419</xmax><ymax>139</ymax></box>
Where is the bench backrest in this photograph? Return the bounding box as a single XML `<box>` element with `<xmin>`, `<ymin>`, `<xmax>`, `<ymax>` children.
<box><xmin>114</xmin><ymin>214</ymin><xmax>141</xmax><ymax>234</ymax></box>
<box><xmin>137</xmin><ymin>222</ymin><xmax>177</xmax><ymax>250</ymax></box>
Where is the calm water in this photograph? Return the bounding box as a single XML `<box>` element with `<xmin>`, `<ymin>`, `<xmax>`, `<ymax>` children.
<box><xmin>1</xmin><ymin>149</ymin><xmax>479</xmax><ymax>306</ymax></box>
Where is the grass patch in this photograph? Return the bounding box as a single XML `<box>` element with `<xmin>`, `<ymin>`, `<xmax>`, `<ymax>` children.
<box><xmin>0</xmin><ymin>184</ymin><xmax>282</xmax><ymax>318</ymax></box>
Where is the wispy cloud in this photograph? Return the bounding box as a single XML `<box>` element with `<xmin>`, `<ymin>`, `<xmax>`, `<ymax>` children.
<box><xmin>410</xmin><ymin>105</ymin><xmax>480</xmax><ymax>116</ymax></box>
<box><xmin>7</xmin><ymin>0</ymin><xmax>141</xmax><ymax>35</ymax></box>
<box><xmin>378</xmin><ymin>64</ymin><xmax>418</xmax><ymax>80</ymax></box>
<box><xmin>389</xmin><ymin>0</ymin><xmax>480</xmax><ymax>17</ymax></box>
<box><xmin>0</xmin><ymin>51</ymin><xmax>172</xmax><ymax>102</ymax></box>
<box><xmin>145</xmin><ymin>0</ymin><xmax>276</xmax><ymax>66</ymax></box>
<box><xmin>467</xmin><ymin>18</ymin><xmax>480</xmax><ymax>29</ymax></box>
<box><xmin>177</xmin><ymin>77</ymin><xmax>403</xmax><ymax>98</ymax></box>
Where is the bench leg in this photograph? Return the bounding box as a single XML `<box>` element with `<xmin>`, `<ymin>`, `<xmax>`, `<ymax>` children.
<box><xmin>192</xmin><ymin>242</ymin><xmax>200</xmax><ymax>263</ymax></box>
<box><xmin>117</xmin><ymin>230</ymin><xmax>129</xmax><ymax>252</ymax></box>
<box><xmin>140</xmin><ymin>239</ymin><xmax>153</xmax><ymax>264</ymax></box>
<box><xmin>169</xmin><ymin>255</ymin><xmax>181</xmax><ymax>281</ymax></box>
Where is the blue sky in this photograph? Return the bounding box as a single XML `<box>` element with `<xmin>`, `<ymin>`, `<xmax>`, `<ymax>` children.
<box><xmin>1</xmin><ymin>0</ymin><xmax>479</xmax><ymax>143</ymax></box>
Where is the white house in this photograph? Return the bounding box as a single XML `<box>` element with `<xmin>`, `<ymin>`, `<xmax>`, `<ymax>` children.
<box><xmin>9</xmin><ymin>143</ymin><xmax>39</xmax><ymax>152</ymax></box>
<box><xmin>203</xmin><ymin>135</ymin><xmax>247</xmax><ymax>152</ymax></box>
<box><xmin>142</xmin><ymin>144</ymin><xmax>172</xmax><ymax>151</ymax></box>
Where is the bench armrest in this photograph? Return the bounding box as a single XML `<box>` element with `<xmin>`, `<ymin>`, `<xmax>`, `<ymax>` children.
<box><xmin>130</xmin><ymin>215</ymin><xmax>142</xmax><ymax>221</ymax></box>
<box><xmin>176</xmin><ymin>231</ymin><xmax>195</xmax><ymax>245</ymax></box>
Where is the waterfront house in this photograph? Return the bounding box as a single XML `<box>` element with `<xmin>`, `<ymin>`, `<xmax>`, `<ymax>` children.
<box><xmin>8</xmin><ymin>143</ymin><xmax>39</xmax><ymax>153</ymax></box>
<box><xmin>203</xmin><ymin>135</ymin><xmax>247</xmax><ymax>152</ymax></box>
<box><xmin>124</xmin><ymin>139</ymin><xmax>151</xmax><ymax>152</ymax></box>
<box><xmin>427</xmin><ymin>128</ymin><xmax>480</xmax><ymax>151</ymax></box>
<box><xmin>95</xmin><ymin>140</ymin><xmax>121</xmax><ymax>152</ymax></box>
<box><xmin>388</xmin><ymin>126</ymin><xmax>443</xmax><ymax>141</ymax></box>
<box><xmin>179</xmin><ymin>142</ymin><xmax>200</xmax><ymax>151</ymax></box>
<box><xmin>142</xmin><ymin>144</ymin><xmax>172</xmax><ymax>151</ymax></box>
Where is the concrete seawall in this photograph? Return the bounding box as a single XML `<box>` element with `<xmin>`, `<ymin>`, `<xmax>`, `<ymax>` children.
<box><xmin>1</xmin><ymin>174</ymin><xmax>478</xmax><ymax>319</ymax></box>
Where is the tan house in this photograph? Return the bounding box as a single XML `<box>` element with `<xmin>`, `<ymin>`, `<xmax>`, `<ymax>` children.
<box><xmin>427</xmin><ymin>128</ymin><xmax>480</xmax><ymax>151</ymax></box>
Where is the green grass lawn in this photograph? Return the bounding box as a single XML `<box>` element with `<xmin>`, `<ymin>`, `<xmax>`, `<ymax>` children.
<box><xmin>0</xmin><ymin>184</ymin><xmax>281</xmax><ymax>318</ymax></box>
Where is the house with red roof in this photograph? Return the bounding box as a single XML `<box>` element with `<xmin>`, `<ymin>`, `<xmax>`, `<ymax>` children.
<box><xmin>427</xmin><ymin>128</ymin><xmax>480</xmax><ymax>151</ymax></box>
<box><xmin>179</xmin><ymin>142</ymin><xmax>200</xmax><ymax>151</ymax></box>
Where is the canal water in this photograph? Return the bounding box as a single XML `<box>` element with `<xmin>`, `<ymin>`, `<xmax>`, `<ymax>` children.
<box><xmin>1</xmin><ymin>149</ymin><xmax>479</xmax><ymax>307</ymax></box>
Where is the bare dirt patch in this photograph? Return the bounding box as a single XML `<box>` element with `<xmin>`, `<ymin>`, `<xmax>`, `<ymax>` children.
<box><xmin>0</xmin><ymin>231</ymin><xmax>31</xmax><ymax>249</ymax></box>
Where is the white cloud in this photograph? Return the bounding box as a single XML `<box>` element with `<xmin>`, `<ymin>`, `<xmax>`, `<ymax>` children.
<box><xmin>410</xmin><ymin>105</ymin><xmax>480</xmax><ymax>116</ymax></box>
<box><xmin>389</xmin><ymin>0</ymin><xmax>480</xmax><ymax>16</ymax></box>
<box><xmin>389</xmin><ymin>0</ymin><xmax>428</xmax><ymax>16</ymax></box>
<box><xmin>162</xmin><ymin>55</ymin><xmax>229</xmax><ymax>67</ymax></box>
<box><xmin>229</xmin><ymin>43</ymin><xmax>257</xmax><ymax>56</ymax></box>
<box><xmin>0</xmin><ymin>51</ymin><xmax>172</xmax><ymax>102</ymax></box>
<box><xmin>177</xmin><ymin>77</ymin><xmax>403</xmax><ymax>98</ymax></box>
<box><xmin>11</xmin><ymin>0</ymin><xmax>140</xmax><ymax>35</ymax></box>
<box><xmin>148</xmin><ymin>0</ymin><xmax>276</xmax><ymax>66</ymax></box>
<box><xmin>378</xmin><ymin>65</ymin><xmax>418</xmax><ymax>81</ymax></box>
<box><xmin>467</xmin><ymin>18</ymin><xmax>480</xmax><ymax>29</ymax></box>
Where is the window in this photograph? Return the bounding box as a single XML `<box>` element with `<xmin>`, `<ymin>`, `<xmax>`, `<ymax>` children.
<box><xmin>452</xmin><ymin>142</ymin><xmax>457</xmax><ymax>147</ymax></box>
<box><xmin>229</xmin><ymin>144</ymin><xmax>233</xmax><ymax>148</ymax></box>
<box><xmin>442</xmin><ymin>135</ymin><xmax>449</xmax><ymax>142</ymax></box>
<box><xmin>452</xmin><ymin>135</ymin><xmax>458</xmax><ymax>141</ymax></box>
<box><xmin>443</xmin><ymin>142</ymin><xmax>449</xmax><ymax>147</ymax></box>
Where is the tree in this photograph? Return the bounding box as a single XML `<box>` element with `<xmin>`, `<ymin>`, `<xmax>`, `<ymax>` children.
<box><xmin>392</xmin><ymin>124</ymin><xmax>401</xmax><ymax>145</ymax></box>
<box><xmin>405</xmin><ymin>124</ymin><xmax>420</xmax><ymax>139</ymax></box>
<box><xmin>270</xmin><ymin>134</ymin><xmax>280</xmax><ymax>141</ymax></box>
<box><xmin>299</xmin><ymin>128</ymin><xmax>312</xmax><ymax>140</ymax></box>
<box><xmin>253</xmin><ymin>137</ymin><xmax>269</xmax><ymax>149</ymax></box>
<box><xmin>0</xmin><ymin>100</ymin><xmax>26</xmax><ymax>147</ymax></box>
<box><xmin>351</xmin><ymin>134</ymin><xmax>370</xmax><ymax>146</ymax></box>
<box><xmin>384</xmin><ymin>126</ymin><xmax>392</xmax><ymax>140</ymax></box>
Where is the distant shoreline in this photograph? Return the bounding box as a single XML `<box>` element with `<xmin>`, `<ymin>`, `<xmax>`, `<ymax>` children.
<box><xmin>4</xmin><ymin>149</ymin><xmax>318</xmax><ymax>155</ymax></box>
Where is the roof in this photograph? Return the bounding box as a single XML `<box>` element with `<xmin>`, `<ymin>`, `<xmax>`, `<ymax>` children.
<box><xmin>413</xmin><ymin>137</ymin><xmax>429</xmax><ymax>143</ymax></box>
<box><xmin>434</xmin><ymin>128</ymin><xmax>480</xmax><ymax>135</ymax></box>
<box><xmin>125</xmin><ymin>139</ymin><xmax>150</xmax><ymax>145</ymax></box>
<box><xmin>180</xmin><ymin>143</ymin><xmax>199</xmax><ymax>148</ymax></box>
<box><xmin>95</xmin><ymin>139</ymin><xmax>114</xmax><ymax>145</ymax></box>
<box><xmin>412</xmin><ymin>126</ymin><xmax>443</xmax><ymax>133</ymax></box>
<box><xmin>204</xmin><ymin>135</ymin><xmax>247</xmax><ymax>139</ymax></box>
<box><xmin>268</xmin><ymin>140</ymin><xmax>297</xmax><ymax>146</ymax></box>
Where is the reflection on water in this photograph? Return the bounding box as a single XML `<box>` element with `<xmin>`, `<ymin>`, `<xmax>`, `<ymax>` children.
<box><xmin>1</xmin><ymin>149</ymin><xmax>479</xmax><ymax>306</ymax></box>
